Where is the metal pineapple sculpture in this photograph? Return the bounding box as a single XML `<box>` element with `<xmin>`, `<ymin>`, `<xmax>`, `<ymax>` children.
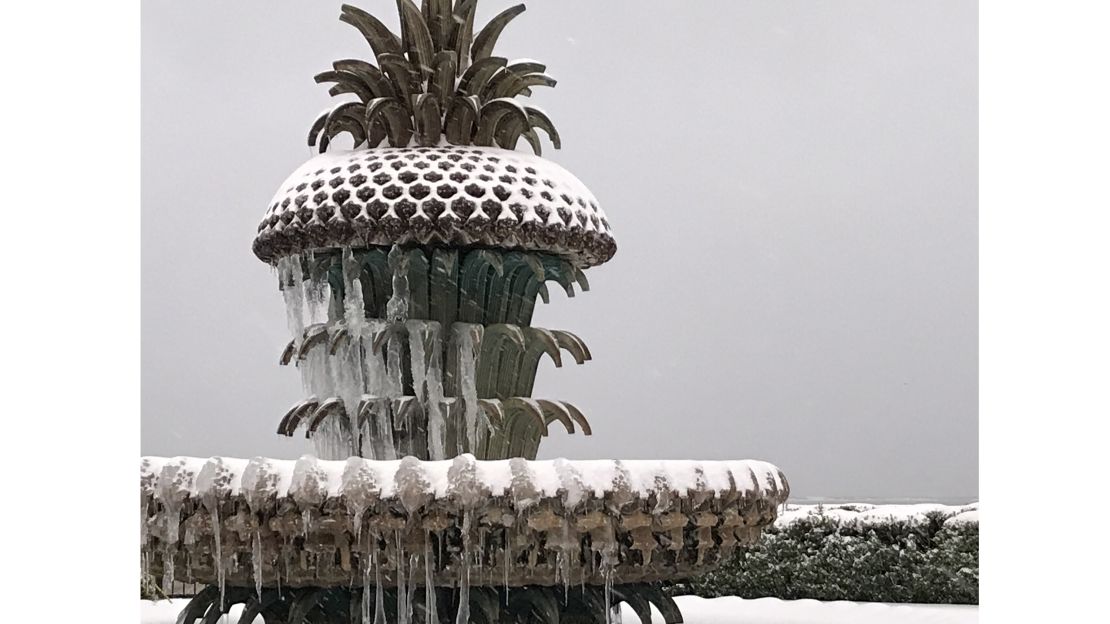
<box><xmin>144</xmin><ymin>5</ymin><xmax>793</xmax><ymax>624</ymax></box>
<box><xmin>256</xmin><ymin>0</ymin><xmax>616</xmax><ymax>463</ymax></box>
<box><xmin>310</xmin><ymin>2</ymin><xmax>561</xmax><ymax>153</ymax></box>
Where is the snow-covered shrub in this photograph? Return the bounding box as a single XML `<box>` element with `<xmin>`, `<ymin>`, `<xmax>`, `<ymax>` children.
<box><xmin>670</xmin><ymin>504</ymin><xmax>978</xmax><ymax>605</ymax></box>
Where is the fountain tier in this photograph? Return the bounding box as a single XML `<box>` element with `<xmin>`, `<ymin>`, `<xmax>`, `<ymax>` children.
<box><xmin>142</xmin><ymin>2</ymin><xmax>794</xmax><ymax>623</ymax></box>
<box><xmin>254</xmin><ymin>147</ymin><xmax>616</xmax><ymax>268</ymax></box>
<box><xmin>142</xmin><ymin>455</ymin><xmax>788</xmax><ymax>590</ymax></box>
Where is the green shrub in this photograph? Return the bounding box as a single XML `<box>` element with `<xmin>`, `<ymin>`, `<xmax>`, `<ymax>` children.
<box><xmin>669</xmin><ymin>509</ymin><xmax>978</xmax><ymax>604</ymax></box>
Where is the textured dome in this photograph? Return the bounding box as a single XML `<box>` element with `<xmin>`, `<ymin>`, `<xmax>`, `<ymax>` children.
<box><xmin>253</xmin><ymin>146</ymin><xmax>616</xmax><ymax>268</ymax></box>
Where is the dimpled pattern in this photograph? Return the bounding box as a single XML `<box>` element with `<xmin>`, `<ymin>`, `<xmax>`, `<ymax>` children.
<box><xmin>254</xmin><ymin>146</ymin><xmax>617</xmax><ymax>268</ymax></box>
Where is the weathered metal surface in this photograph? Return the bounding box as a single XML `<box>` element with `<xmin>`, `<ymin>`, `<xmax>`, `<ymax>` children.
<box><xmin>253</xmin><ymin>148</ymin><xmax>615</xmax><ymax>268</ymax></box>
<box><xmin>173</xmin><ymin>584</ymin><xmax>682</xmax><ymax>624</ymax></box>
<box><xmin>309</xmin><ymin>3</ymin><xmax>559</xmax><ymax>154</ymax></box>
<box><xmin>274</xmin><ymin>247</ymin><xmax>595</xmax><ymax>461</ymax></box>
<box><xmin>142</xmin><ymin>456</ymin><xmax>789</xmax><ymax>590</ymax></box>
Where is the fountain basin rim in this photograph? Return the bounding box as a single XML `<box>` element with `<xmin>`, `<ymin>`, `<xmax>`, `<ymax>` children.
<box><xmin>142</xmin><ymin>455</ymin><xmax>790</xmax><ymax>507</ymax></box>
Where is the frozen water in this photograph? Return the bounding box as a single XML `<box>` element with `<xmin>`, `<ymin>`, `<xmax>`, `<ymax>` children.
<box><xmin>425</xmin><ymin>326</ymin><xmax>447</xmax><ymax>460</ymax></box>
<box><xmin>386</xmin><ymin>245</ymin><xmax>410</xmax><ymax>324</ymax></box>
<box><xmin>453</xmin><ymin>325</ymin><xmax>481</xmax><ymax>455</ymax></box>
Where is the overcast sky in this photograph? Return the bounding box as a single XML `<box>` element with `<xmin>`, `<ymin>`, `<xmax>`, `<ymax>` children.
<box><xmin>142</xmin><ymin>0</ymin><xmax>977</xmax><ymax>502</ymax></box>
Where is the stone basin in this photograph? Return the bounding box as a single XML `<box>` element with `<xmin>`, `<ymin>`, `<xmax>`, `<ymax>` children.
<box><xmin>141</xmin><ymin>455</ymin><xmax>789</xmax><ymax>590</ymax></box>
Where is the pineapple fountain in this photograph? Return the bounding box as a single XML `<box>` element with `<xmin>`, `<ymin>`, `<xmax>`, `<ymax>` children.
<box><xmin>140</xmin><ymin>3</ymin><xmax>790</xmax><ymax>623</ymax></box>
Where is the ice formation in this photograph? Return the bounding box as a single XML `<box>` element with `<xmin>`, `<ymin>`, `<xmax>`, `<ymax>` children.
<box><xmin>273</xmin><ymin>245</ymin><xmax>598</xmax><ymax>463</ymax></box>
<box><xmin>142</xmin><ymin>454</ymin><xmax>789</xmax><ymax>592</ymax></box>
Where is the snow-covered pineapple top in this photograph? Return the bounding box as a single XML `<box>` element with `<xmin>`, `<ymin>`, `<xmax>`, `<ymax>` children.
<box><xmin>253</xmin><ymin>2</ymin><xmax>617</xmax><ymax>267</ymax></box>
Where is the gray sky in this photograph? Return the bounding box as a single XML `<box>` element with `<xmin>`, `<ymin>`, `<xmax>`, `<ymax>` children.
<box><xmin>142</xmin><ymin>0</ymin><xmax>977</xmax><ymax>502</ymax></box>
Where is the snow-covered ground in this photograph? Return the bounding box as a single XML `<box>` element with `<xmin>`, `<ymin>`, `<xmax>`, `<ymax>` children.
<box><xmin>141</xmin><ymin>596</ymin><xmax>978</xmax><ymax>624</ymax></box>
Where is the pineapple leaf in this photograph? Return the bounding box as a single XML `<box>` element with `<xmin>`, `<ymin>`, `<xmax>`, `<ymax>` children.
<box><xmin>315</xmin><ymin>70</ymin><xmax>374</xmax><ymax>103</ymax></box>
<box><xmin>506</xmin><ymin>60</ymin><xmax>547</xmax><ymax>75</ymax></box>
<box><xmin>366</xmin><ymin>97</ymin><xmax>414</xmax><ymax>146</ymax></box>
<box><xmin>378</xmin><ymin>52</ymin><xmax>419</xmax><ymax>112</ymax></box>
<box><xmin>493</xmin><ymin>113</ymin><xmax>525</xmax><ymax>149</ymax></box>
<box><xmin>326</xmin><ymin>109</ymin><xmax>369</xmax><ymax>149</ymax></box>
<box><xmin>486</xmin><ymin>68</ymin><xmax>555</xmax><ymax>100</ymax></box>
<box><xmin>472</xmin><ymin>4</ymin><xmax>526</xmax><ymax>62</ymax></box>
<box><xmin>397</xmin><ymin>0</ymin><xmax>436</xmax><ymax>78</ymax></box>
<box><xmin>451</xmin><ymin>0</ymin><xmax>478</xmax><ymax>72</ymax></box>
<box><xmin>445</xmin><ymin>95</ymin><xmax>480</xmax><ymax>144</ymax></box>
<box><xmin>525</xmin><ymin>106</ymin><xmax>561</xmax><ymax>149</ymax></box>
<box><xmin>458</xmin><ymin>56</ymin><xmax>507</xmax><ymax>97</ymax></box>
<box><xmin>308</xmin><ymin>110</ymin><xmax>330</xmax><ymax>148</ymax></box>
<box><xmin>423</xmin><ymin>0</ymin><xmax>453</xmax><ymax>49</ymax></box>
<box><xmin>482</xmin><ymin>67</ymin><xmax>520</xmax><ymax>100</ymax></box>
<box><xmin>521</xmin><ymin>127</ymin><xmax>542</xmax><ymax>155</ymax></box>
<box><xmin>340</xmin><ymin>4</ymin><xmax>403</xmax><ymax>58</ymax></box>
<box><xmin>476</xmin><ymin>97</ymin><xmax>530</xmax><ymax>145</ymax></box>
<box><xmin>414</xmin><ymin>93</ymin><xmax>442</xmax><ymax>146</ymax></box>
<box><xmin>517</xmin><ymin>72</ymin><xmax>557</xmax><ymax>92</ymax></box>
<box><xmin>430</xmin><ymin>50</ymin><xmax>458</xmax><ymax>102</ymax></box>
<box><xmin>312</xmin><ymin>2</ymin><xmax>562</xmax><ymax>153</ymax></box>
<box><xmin>333</xmin><ymin>59</ymin><xmax>396</xmax><ymax>99</ymax></box>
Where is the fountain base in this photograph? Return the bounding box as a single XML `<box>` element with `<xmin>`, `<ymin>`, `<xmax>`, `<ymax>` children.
<box><xmin>142</xmin><ymin>455</ymin><xmax>788</xmax><ymax>609</ymax></box>
<box><xmin>175</xmin><ymin>583</ymin><xmax>682</xmax><ymax>624</ymax></box>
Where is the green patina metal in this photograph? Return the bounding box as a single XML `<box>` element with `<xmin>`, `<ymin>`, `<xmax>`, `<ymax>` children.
<box><xmin>302</xmin><ymin>246</ymin><xmax>583</xmax><ymax>328</ymax></box>
<box><xmin>310</xmin><ymin>2</ymin><xmax>561</xmax><ymax>154</ymax></box>
<box><xmin>277</xmin><ymin>245</ymin><xmax>592</xmax><ymax>461</ymax></box>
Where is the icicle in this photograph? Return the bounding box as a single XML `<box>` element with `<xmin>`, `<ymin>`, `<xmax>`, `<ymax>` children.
<box><xmin>477</xmin><ymin>528</ymin><xmax>486</xmax><ymax>581</ymax></box>
<box><xmin>396</xmin><ymin>531</ymin><xmax>409</xmax><ymax>624</ymax></box>
<box><xmin>141</xmin><ymin>497</ymin><xmax>154</xmax><ymax>590</ymax></box>
<box><xmin>386</xmin><ymin>245</ymin><xmax>410</xmax><ymax>324</ymax></box>
<box><xmin>364</xmin><ymin>320</ymin><xmax>394</xmax><ymax>459</ymax></box>
<box><xmin>161</xmin><ymin>498</ymin><xmax>182</xmax><ymax>594</ymax></box>
<box><xmin>325</xmin><ymin>337</ymin><xmax>364</xmax><ymax>457</ymax></box>
<box><xmin>210</xmin><ymin>506</ymin><xmax>226</xmax><ymax>610</ymax></box>
<box><xmin>503</xmin><ymin>537</ymin><xmax>511</xmax><ymax>605</ymax></box>
<box><xmin>425</xmin><ymin>327</ymin><xmax>447</xmax><ymax>460</ymax></box>
<box><xmin>304</xmin><ymin>255</ymin><xmax>333</xmax><ymax>326</ymax></box>
<box><xmin>407</xmin><ymin>553</ymin><xmax>419</xmax><ymax>624</ymax></box>
<box><xmin>385</xmin><ymin>332</ymin><xmax>406</xmax><ymax>456</ymax></box>
<box><xmin>361</xmin><ymin>529</ymin><xmax>373</xmax><ymax>624</ymax></box>
<box><xmin>253</xmin><ymin>530</ymin><xmax>264</xmax><ymax>600</ymax></box>
<box><xmin>601</xmin><ymin>548</ymin><xmax>618</xmax><ymax>624</ymax></box>
<box><xmin>424</xmin><ymin>532</ymin><xmax>438</xmax><ymax>624</ymax></box>
<box><xmin>373</xmin><ymin>545</ymin><xmax>386</xmax><ymax>624</ymax></box>
<box><xmin>307</xmin><ymin>346</ymin><xmax>342</xmax><ymax>459</ymax></box>
<box><xmin>408</xmin><ymin>322</ymin><xmax>430</xmax><ymax>459</ymax></box>
<box><xmin>362</xmin><ymin>554</ymin><xmax>373</xmax><ymax>624</ymax></box>
<box><xmin>455</xmin><ymin>511</ymin><xmax>472</xmax><ymax>624</ymax></box>
<box><xmin>561</xmin><ymin>523</ymin><xmax>572</xmax><ymax>603</ymax></box>
<box><xmin>280</xmin><ymin>255</ymin><xmax>307</xmax><ymax>344</ymax></box>
<box><xmin>456</xmin><ymin>329</ymin><xmax>479</xmax><ymax>454</ymax></box>
<box><xmin>409</xmin><ymin>322</ymin><xmax>427</xmax><ymax>403</ymax></box>
<box><xmin>140</xmin><ymin>496</ymin><xmax>149</xmax><ymax>549</ymax></box>
<box><xmin>161</xmin><ymin>546</ymin><xmax>175</xmax><ymax>595</ymax></box>
<box><xmin>344</xmin><ymin>248</ymin><xmax>366</xmax><ymax>335</ymax></box>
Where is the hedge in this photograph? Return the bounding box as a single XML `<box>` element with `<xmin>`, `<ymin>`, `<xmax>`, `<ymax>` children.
<box><xmin>668</xmin><ymin>505</ymin><xmax>978</xmax><ymax>605</ymax></box>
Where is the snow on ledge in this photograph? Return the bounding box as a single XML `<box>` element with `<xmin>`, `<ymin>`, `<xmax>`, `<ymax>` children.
<box><xmin>141</xmin><ymin>454</ymin><xmax>790</xmax><ymax>510</ymax></box>
<box><xmin>775</xmin><ymin>502</ymin><xmax>979</xmax><ymax>528</ymax></box>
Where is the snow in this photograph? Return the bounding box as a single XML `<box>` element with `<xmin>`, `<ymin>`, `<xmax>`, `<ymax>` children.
<box><xmin>143</xmin><ymin>455</ymin><xmax>790</xmax><ymax>508</ymax></box>
<box><xmin>266</xmin><ymin>146</ymin><xmax>607</xmax><ymax>237</ymax></box>
<box><xmin>655</xmin><ymin>596</ymin><xmax>977</xmax><ymax>624</ymax></box>
<box><xmin>140</xmin><ymin>596</ymin><xmax>978</xmax><ymax>624</ymax></box>
<box><xmin>776</xmin><ymin>503</ymin><xmax>979</xmax><ymax>528</ymax></box>
<box><xmin>944</xmin><ymin>509</ymin><xmax>979</xmax><ymax>527</ymax></box>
